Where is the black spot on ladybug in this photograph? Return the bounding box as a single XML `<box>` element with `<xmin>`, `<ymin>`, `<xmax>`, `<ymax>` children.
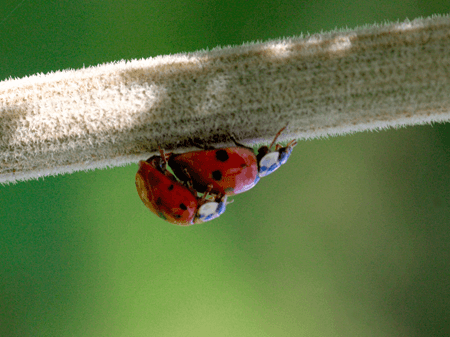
<box><xmin>216</xmin><ymin>149</ymin><xmax>229</xmax><ymax>162</ymax></box>
<box><xmin>168</xmin><ymin>184</ymin><xmax>174</xmax><ymax>191</ymax></box>
<box><xmin>174</xmin><ymin>214</ymin><xmax>182</xmax><ymax>219</ymax></box>
<box><xmin>156</xmin><ymin>197</ymin><xmax>163</xmax><ymax>205</ymax></box>
<box><xmin>180</xmin><ymin>203</ymin><xmax>187</xmax><ymax>210</ymax></box>
<box><xmin>212</xmin><ymin>170</ymin><xmax>222</xmax><ymax>181</ymax></box>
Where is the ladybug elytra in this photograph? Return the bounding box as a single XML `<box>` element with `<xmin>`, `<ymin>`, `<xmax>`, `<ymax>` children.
<box><xmin>135</xmin><ymin>152</ymin><xmax>229</xmax><ymax>225</ymax></box>
<box><xmin>168</xmin><ymin>126</ymin><xmax>297</xmax><ymax>196</ymax></box>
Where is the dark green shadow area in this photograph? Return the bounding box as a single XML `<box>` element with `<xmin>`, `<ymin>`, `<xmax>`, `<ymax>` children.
<box><xmin>0</xmin><ymin>173</ymin><xmax>100</xmax><ymax>336</ymax></box>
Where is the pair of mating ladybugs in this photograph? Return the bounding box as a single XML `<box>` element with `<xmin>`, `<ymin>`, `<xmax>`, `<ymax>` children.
<box><xmin>135</xmin><ymin>127</ymin><xmax>297</xmax><ymax>225</ymax></box>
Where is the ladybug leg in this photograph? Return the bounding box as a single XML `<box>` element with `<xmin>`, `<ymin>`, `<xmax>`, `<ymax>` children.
<box><xmin>191</xmin><ymin>139</ymin><xmax>215</xmax><ymax>150</ymax></box>
<box><xmin>229</xmin><ymin>134</ymin><xmax>253</xmax><ymax>151</ymax></box>
<box><xmin>180</xmin><ymin>167</ymin><xmax>198</xmax><ymax>193</ymax></box>
<box><xmin>155</xmin><ymin>146</ymin><xmax>171</xmax><ymax>173</ymax></box>
<box><xmin>158</xmin><ymin>146</ymin><xmax>173</xmax><ymax>165</ymax></box>
<box><xmin>200</xmin><ymin>185</ymin><xmax>232</xmax><ymax>204</ymax></box>
<box><xmin>201</xmin><ymin>185</ymin><xmax>234</xmax><ymax>205</ymax></box>
<box><xmin>199</xmin><ymin>184</ymin><xmax>214</xmax><ymax>204</ymax></box>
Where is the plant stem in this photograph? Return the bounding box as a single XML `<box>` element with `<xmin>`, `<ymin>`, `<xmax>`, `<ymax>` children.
<box><xmin>1</xmin><ymin>15</ymin><xmax>450</xmax><ymax>184</ymax></box>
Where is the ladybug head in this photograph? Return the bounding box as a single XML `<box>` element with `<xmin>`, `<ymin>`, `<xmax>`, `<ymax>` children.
<box><xmin>194</xmin><ymin>195</ymin><xmax>233</xmax><ymax>224</ymax></box>
<box><xmin>257</xmin><ymin>139</ymin><xmax>297</xmax><ymax>178</ymax></box>
<box><xmin>278</xmin><ymin>139</ymin><xmax>297</xmax><ymax>165</ymax></box>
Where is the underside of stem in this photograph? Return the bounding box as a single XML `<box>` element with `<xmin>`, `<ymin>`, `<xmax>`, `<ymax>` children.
<box><xmin>1</xmin><ymin>14</ymin><xmax>450</xmax><ymax>184</ymax></box>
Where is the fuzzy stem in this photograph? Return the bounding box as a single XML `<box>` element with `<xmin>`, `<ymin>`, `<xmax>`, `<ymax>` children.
<box><xmin>1</xmin><ymin>15</ymin><xmax>450</xmax><ymax>184</ymax></box>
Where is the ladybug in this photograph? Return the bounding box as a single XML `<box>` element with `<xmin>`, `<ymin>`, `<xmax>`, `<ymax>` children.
<box><xmin>168</xmin><ymin>126</ymin><xmax>297</xmax><ymax>196</ymax></box>
<box><xmin>135</xmin><ymin>151</ymin><xmax>229</xmax><ymax>225</ymax></box>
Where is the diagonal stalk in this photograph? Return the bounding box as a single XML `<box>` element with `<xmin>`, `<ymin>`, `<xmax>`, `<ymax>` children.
<box><xmin>1</xmin><ymin>15</ymin><xmax>450</xmax><ymax>184</ymax></box>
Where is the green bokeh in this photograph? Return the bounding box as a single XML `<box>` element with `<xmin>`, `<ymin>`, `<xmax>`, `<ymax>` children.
<box><xmin>1</xmin><ymin>1</ymin><xmax>449</xmax><ymax>336</ymax></box>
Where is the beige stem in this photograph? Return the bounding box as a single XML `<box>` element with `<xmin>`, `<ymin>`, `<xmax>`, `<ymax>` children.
<box><xmin>1</xmin><ymin>15</ymin><xmax>449</xmax><ymax>184</ymax></box>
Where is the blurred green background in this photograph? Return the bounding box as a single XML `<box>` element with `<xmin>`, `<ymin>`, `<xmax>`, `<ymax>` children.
<box><xmin>1</xmin><ymin>1</ymin><xmax>449</xmax><ymax>336</ymax></box>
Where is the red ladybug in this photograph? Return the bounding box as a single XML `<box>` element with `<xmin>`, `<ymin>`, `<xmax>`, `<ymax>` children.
<box><xmin>136</xmin><ymin>152</ymin><xmax>228</xmax><ymax>225</ymax></box>
<box><xmin>168</xmin><ymin>126</ymin><xmax>297</xmax><ymax>196</ymax></box>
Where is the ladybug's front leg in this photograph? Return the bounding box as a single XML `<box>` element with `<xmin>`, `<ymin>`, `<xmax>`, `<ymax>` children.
<box><xmin>157</xmin><ymin>146</ymin><xmax>173</xmax><ymax>171</ymax></box>
<box><xmin>229</xmin><ymin>134</ymin><xmax>253</xmax><ymax>151</ymax></box>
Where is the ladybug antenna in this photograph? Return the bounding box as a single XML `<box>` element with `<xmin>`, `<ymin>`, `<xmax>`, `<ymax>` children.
<box><xmin>268</xmin><ymin>125</ymin><xmax>288</xmax><ymax>150</ymax></box>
